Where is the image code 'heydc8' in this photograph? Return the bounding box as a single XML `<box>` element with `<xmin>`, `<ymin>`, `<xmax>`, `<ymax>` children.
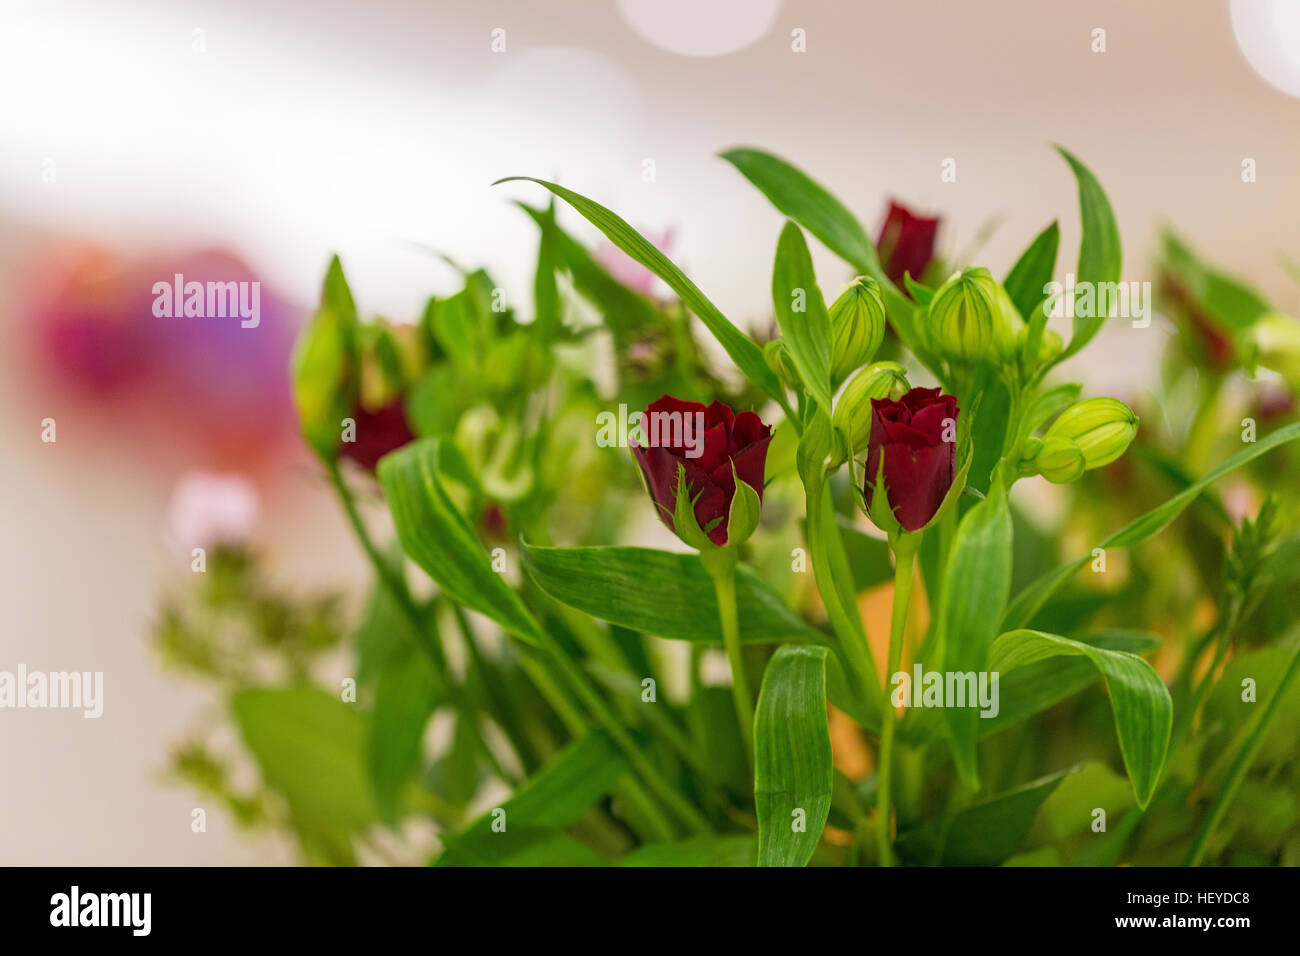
<box><xmin>1</xmin><ymin>0</ymin><xmax>1298</xmax><ymax>930</ymax></box>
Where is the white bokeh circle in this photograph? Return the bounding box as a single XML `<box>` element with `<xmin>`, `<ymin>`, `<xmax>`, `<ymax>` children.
<box><xmin>616</xmin><ymin>0</ymin><xmax>782</xmax><ymax>57</ymax></box>
<box><xmin>1231</xmin><ymin>0</ymin><xmax>1300</xmax><ymax>99</ymax></box>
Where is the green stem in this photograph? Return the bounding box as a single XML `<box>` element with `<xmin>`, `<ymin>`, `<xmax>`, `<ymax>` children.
<box><xmin>702</xmin><ymin>550</ymin><xmax>753</xmax><ymax>759</ymax></box>
<box><xmin>327</xmin><ymin>459</ymin><xmax>442</xmax><ymax>668</ymax></box>
<box><xmin>1185</xmin><ymin>637</ymin><xmax>1300</xmax><ymax>865</ymax></box>
<box><xmin>327</xmin><ymin>458</ymin><xmax>690</xmax><ymax>840</ymax></box>
<box><xmin>534</xmin><ymin>627</ymin><xmax>711</xmax><ymax>836</ymax></box>
<box><xmin>805</xmin><ymin>481</ymin><xmax>885</xmax><ymax>716</ymax></box>
<box><xmin>876</xmin><ymin>536</ymin><xmax>916</xmax><ymax>867</ymax></box>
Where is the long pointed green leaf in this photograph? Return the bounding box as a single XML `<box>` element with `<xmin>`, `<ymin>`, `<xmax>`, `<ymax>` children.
<box><xmin>772</xmin><ymin>221</ymin><xmax>833</xmax><ymax>410</ymax></box>
<box><xmin>379</xmin><ymin>438</ymin><xmax>545</xmax><ymax>645</ymax></box>
<box><xmin>939</xmin><ymin>482</ymin><xmax>1014</xmax><ymax>787</ymax></box>
<box><xmin>755</xmin><ymin>645</ymin><xmax>833</xmax><ymax>867</ymax></box>
<box><xmin>521</xmin><ymin>543</ymin><xmax>825</xmax><ymax>645</ymax></box>
<box><xmin>1003</xmin><ymin>421</ymin><xmax>1300</xmax><ymax>630</ymax></box>
<box><xmin>720</xmin><ymin>147</ymin><xmax>877</xmax><ymax>271</ymax></box>
<box><xmin>1003</xmin><ymin>220</ymin><xmax>1059</xmax><ymax>322</ymax></box>
<box><xmin>495</xmin><ymin>176</ymin><xmax>782</xmax><ymax>400</ymax></box>
<box><xmin>990</xmin><ymin>629</ymin><xmax>1172</xmax><ymax>808</ymax></box>
<box><xmin>1055</xmin><ymin>147</ymin><xmax>1121</xmax><ymax>359</ymax></box>
<box><xmin>718</xmin><ymin>147</ymin><xmax>925</xmax><ymax>362</ymax></box>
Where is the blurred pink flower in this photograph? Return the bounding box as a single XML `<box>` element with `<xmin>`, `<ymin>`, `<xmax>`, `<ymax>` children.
<box><xmin>595</xmin><ymin>227</ymin><xmax>675</xmax><ymax>296</ymax></box>
<box><xmin>165</xmin><ymin>471</ymin><xmax>260</xmax><ymax>553</ymax></box>
<box><xmin>24</xmin><ymin>242</ymin><xmax>301</xmax><ymax>471</ymax></box>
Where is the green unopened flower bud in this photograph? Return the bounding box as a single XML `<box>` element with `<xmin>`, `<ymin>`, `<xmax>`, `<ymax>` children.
<box><xmin>1032</xmin><ymin>435</ymin><xmax>1086</xmax><ymax>484</ymax></box>
<box><xmin>828</xmin><ymin>276</ymin><xmax>886</xmax><ymax>383</ymax></box>
<box><xmin>1018</xmin><ymin>326</ymin><xmax>1063</xmax><ymax>369</ymax></box>
<box><xmin>1044</xmin><ymin>397</ymin><xmax>1139</xmax><ymax>470</ymax></box>
<box><xmin>832</xmin><ymin>361</ymin><xmax>910</xmax><ymax>456</ymax></box>
<box><xmin>928</xmin><ymin>267</ymin><xmax>1023</xmax><ymax>365</ymax></box>
<box><xmin>1248</xmin><ymin>313</ymin><xmax>1300</xmax><ymax>383</ymax></box>
<box><xmin>764</xmin><ymin>339</ymin><xmax>800</xmax><ymax>390</ymax></box>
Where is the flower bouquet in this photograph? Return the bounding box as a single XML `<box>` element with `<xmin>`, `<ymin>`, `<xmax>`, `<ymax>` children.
<box><xmin>155</xmin><ymin>146</ymin><xmax>1300</xmax><ymax>868</ymax></box>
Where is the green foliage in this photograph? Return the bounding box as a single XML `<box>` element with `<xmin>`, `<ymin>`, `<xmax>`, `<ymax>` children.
<box><xmin>754</xmin><ymin>646</ymin><xmax>833</xmax><ymax>867</ymax></box>
<box><xmin>157</xmin><ymin>143</ymin><xmax>1300</xmax><ymax>869</ymax></box>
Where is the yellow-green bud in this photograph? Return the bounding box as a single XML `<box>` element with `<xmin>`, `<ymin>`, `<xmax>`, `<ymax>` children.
<box><xmin>1032</xmin><ymin>436</ymin><xmax>1086</xmax><ymax>484</ymax></box>
<box><xmin>828</xmin><ymin>276</ymin><xmax>886</xmax><ymax>383</ymax></box>
<box><xmin>764</xmin><ymin>339</ymin><xmax>800</xmax><ymax>390</ymax></box>
<box><xmin>832</xmin><ymin>361</ymin><xmax>910</xmax><ymax>455</ymax></box>
<box><xmin>1248</xmin><ymin>313</ymin><xmax>1300</xmax><ymax>382</ymax></box>
<box><xmin>1043</xmin><ymin>397</ymin><xmax>1139</xmax><ymax>470</ymax></box>
<box><xmin>928</xmin><ymin>267</ymin><xmax>1023</xmax><ymax>365</ymax></box>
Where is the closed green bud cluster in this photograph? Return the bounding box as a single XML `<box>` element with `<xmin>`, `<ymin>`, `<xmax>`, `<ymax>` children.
<box><xmin>832</xmin><ymin>361</ymin><xmax>910</xmax><ymax>457</ymax></box>
<box><xmin>1032</xmin><ymin>397</ymin><xmax>1138</xmax><ymax>482</ymax></box>
<box><xmin>828</xmin><ymin>276</ymin><xmax>886</xmax><ymax>384</ymax></box>
<box><xmin>927</xmin><ymin>267</ymin><xmax>1023</xmax><ymax>366</ymax></box>
<box><xmin>764</xmin><ymin>339</ymin><xmax>801</xmax><ymax>391</ymax></box>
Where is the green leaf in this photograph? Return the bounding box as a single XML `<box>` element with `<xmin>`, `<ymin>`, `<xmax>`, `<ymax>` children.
<box><xmin>720</xmin><ymin>147</ymin><xmax>878</xmax><ymax>272</ymax></box>
<box><xmin>291</xmin><ymin>303</ymin><xmax>354</xmax><ymax>459</ymax></box>
<box><xmin>379</xmin><ymin>438</ymin><xmax>545</xmax><ymax>646</ymax></box>
<box><xmin>429</xmin><ymin>291</ymin><xmax>476</xmax><ymax>369</ymax></box>
<box><xmin>902</xmin><ymin>629</ymin><xmax>1161</xmax><ymax>745</ymax></box>
<box><xmin>1162</xmin><ymin>230</ymin><xmax>1272</xmax><ymax>330</ymax></box>
<box><xmin>1003</xmin><ymin>220</ymin><xmax>1059</xmax><ymax>322</ymax></box>
<box><xmin>990</xmin><ymin>629</ymin><xmax>1172</xmax><ymax>808</ymax></box>
<box><xmin>231</xmin><ymin>687</ymin><xmax>376</xmax><ymax>837</ymax></box>
<box><xmin>521</xmin><ymin>543</ymin><xmax>825</xmax><ymax>645</ymax></box>
<box><xmin>368</xmin><ymin>642</ymin><xmax>442</xmax><ymax>822</ymax></box>
<box><xmin>771</xmin><ymin>221</ymin><xmax>833</xmax><ymax>410</ymax></box>
<box><xmin>495</xmin><ymin>177</ymin><xmax>782</xmax><ymax>401</ymax></box>
<box><xmin>435</xmin><ymin>729</ymin><xmax>627</xmax><ymax>866</ymax></box>
<box><xmin>437</xmin><ymin>828</ymin><xmax>607</xmax><ymax>867</ymax></box>
<box><xmin>1031</xmin><ymin>762</ymin><xmax>1134</xmax><ymax>844</ymax></box>
<box><xmin>453</xmin><ymin>730</ymin><xmax>627</xmax><ymax>839</ymax></box>
<box><xmin>1055</xmin><ymin>146</ymin><xmax>1121</xmax><ymax>359</ymax></box>
<box><xmin>755</xmin><ymin>645</ymin><xmax>833</xmax><ymax>867</ymax></box>
<box><xmin>321</xmin><ymin>254</ymin><xmax>358</xmax><ymax>320</ymax></box>
<box><xmin>620</xmin><ymin>835</ymin><xmax>756</xmax><ymax>866</ymax></box>
<box><xmin>1003</xmin><ymin>421</ymin><xmax>1300</xmax><ymax>630</ymax></box>
<box><xmin>898</xmin><ymin>769</ymin><xmax>1069</xmax><ymax>866</ymax></box>
<box><xmin>980</xmin><ymin>629</ymin><xmax>1160</xmax><ymax>739</ymax></box>
<box><xmin>937</xmin><ymin>481</ymin><xmax>1013</xmax><ymax>786</ymax></box>
<box><xmin>533</xmin><ymin>204</ymin><xmax>561</xmax><ymax>341</ymax></box>
<box><xmin>718</xmin><ymin>147</ymin><xmax>925</xmax><ymax>363</ymax></box>
<box><xmin>903</xmin><ymin>274</ymin><xmax>934</xmax><ymax>306</ymax></box>
<box><xmin>1204</xmin><ymin>632</ymin><xmax>1300</xmax><ymax>766</ymax></box>
<box><xmin>517</xmin><ymin>202</ymin><xmax>662</xmax><ymax>337</ymax></box>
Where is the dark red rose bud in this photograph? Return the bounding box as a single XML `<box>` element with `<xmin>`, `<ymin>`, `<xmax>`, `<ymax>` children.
<box><xmin>631</xmin><ymin>395</ymin><xmax>771</xmax><ymax>546</ymax></box>
<box><xmin>864</xmin><ymin>387</ymin><xmax>958</xmax><ymax>532</ymax></box>
<box><xmin>876</xmin><ymin>200</ymin><xmax>940</xmax><ymax>286</ymax></box>
<box><xmin>339</xmin><ymin>397</ymin><xmax>415</xmax><ymax>472</ymax></box>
